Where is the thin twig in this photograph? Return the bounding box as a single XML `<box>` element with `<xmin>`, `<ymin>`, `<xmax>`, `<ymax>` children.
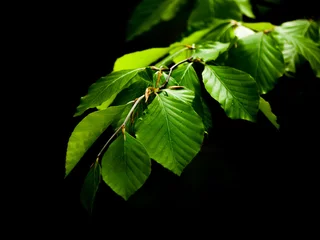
<box><xmin>123</xmin><ymin>94</ymin><xmax>145</xmax><ymax>126</ymax></box>
<box><xmin>96</xmin><ymin>94</ymin><xmax>145</xmax><ymax>159</ymax></box>
<box><xmin>159</xmin><ymin>57</ymin><xmax>194</xmax><ymax>89</ymax></box>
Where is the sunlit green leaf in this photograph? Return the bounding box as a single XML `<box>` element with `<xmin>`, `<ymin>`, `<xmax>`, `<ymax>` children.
<box><xmin>202</xmin><ymin>65</ymin><xmax>259</xmax><ymax>122</ymax></box>
<box><xmin>80</xmin><ymin>162</ymin><xmax>101</xmax><ymax>214</ymax></box>
<box><xmin>66</xmin><ymin>105</ymin><xmax>127</xmax><ymax>177</ymax></box>
<box><xmin>234</xmin><ymin>25</ymin><xmax>255</xmax><ymax>38</ymax></box>
<box><xmin>274</xmin><ymin>21</ymin><xmax>320</xmax><ymax>77</ymax></box>
<box><xmin>171</xmin><ymin>63</ymin><xmax>201</xmax><ymax>92</ymax></box>
<box><xmin>170</xmin><ymin>65</ymin><xmax>211</xmax><ymax>131</ymax></box>
<box><xmin>75</xmin><ymin>69</ymin><xmax>144</xmax><ymax>116</ymax></box>
<box><xmin>192</xmin><ymin>41</ymin><xmax>230</xmax><ymax>62</ymax></box>
<box><xmin>157</xmin><ymin>28</ymin><xmax>213</xmax><ymax>66</ymax></box>
<box><xmin>101</xmin><ymin>132</ymin><xmax>151</xmax><ymax>200</ymax></box>
<box><xmin>234</xmin><ymin>0</ymin><xmax>255</xmax><ymax>18</ymax></box>
<box><xmin>127</xmin><ymin>0</ymin><xmax>188</xmax><ymax>41</ymax></box>
<box><xmin>242</xmin><ymin>22</ymin><xmax>275</xmax><ymax>32</ymax></box>
<box><xmin>188</xmin><ymin>0</ymin><xmax>242</xmax><ymax>29</ymax></box>
<box><xmin>281</xmin><ymin>41</ymin><xmax>306</xmax><ymax>74</ymax></box>
<box><xmin>201</xmin><ymin>19</ymin><xmax>236</xmax><ymax>43</ymax></box>
<box><xmin>161</xmin><ymin>88</ymin><xmax>195</xmax><ymax>105</ymax></box>
<box><xmin>288</xmin><ymin>36</ymin><xmax>320</xmax><ymax>77</ymax></box>
<box><xmin>227</xmin><ymin>32</ymin><xmax>285</xmax><ymax>94</ymax></box>
<box><xmin>277</xmin><ymin>19</ymin><xmax>320</xmax><ymax>43</ymax></box>
<box><xmin>96</xmin><ymin>93</ymin><xmax>118</xmax><ymax>110</ymax></box>
<box><xmin>113</xmin><ymin>48</ymin><xmax>170</xmax><ymax>71</ymax></box>
<box><xmin>259</xmin><ymin>97</ymin><xmax>279</xmax><ymax>129</ymax></box>
<box><xmin>135</xmin><ymin>91</ymin><xmax>205</xmax><ymax>175</ymax></box>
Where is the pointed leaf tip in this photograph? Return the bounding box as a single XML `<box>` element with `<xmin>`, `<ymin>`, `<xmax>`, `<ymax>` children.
<box><xmin>101</xmin><ymin>132</ymin><xmax>151</xmax><ymax>200</ymax></box>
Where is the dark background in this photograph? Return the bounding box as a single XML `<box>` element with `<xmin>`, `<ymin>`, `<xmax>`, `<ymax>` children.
<box><xmin>51</xmin><ymin>0</ymin><xmax>320</xmax><ymax>230</ymax></box>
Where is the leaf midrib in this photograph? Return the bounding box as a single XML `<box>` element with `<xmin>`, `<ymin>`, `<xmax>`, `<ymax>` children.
<box><xmin>210</xmin><ymin>66</ymin><xmax>253</xmax><ymax>118</ymax></box>
<box><xmin>83</xmin><ymin>68</ymin><xmax>144</xmax><ymax>109</ymax></box>
<box><xmin>253</xmin><ymin>33</ymin><xmax>263</xmax><ymax>83</ymax></box>
<box><xmin>157</xmin><ymin>95</ymin><xmax>176</xmax><ymax>168</ymax></box>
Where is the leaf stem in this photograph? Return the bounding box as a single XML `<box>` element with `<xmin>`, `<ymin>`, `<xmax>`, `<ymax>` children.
<box><xmin>159</xmin><ymin>57</ymin><xmax>194</xmax><ymax>89</ymax></box>
<box><xmin>96</xmin><ymin>94</ymin><xmax>145</xmax><ymax>160</ymax></box>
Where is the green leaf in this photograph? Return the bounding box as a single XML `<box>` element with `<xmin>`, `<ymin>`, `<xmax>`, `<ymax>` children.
<box><xmin>242</xmin><ymin>22</ymin><xmax>275</xmax><ymax>32</ymax></box>
<box><xmin>80</xmin><ymin>162</ymin><xmax>101</xmax><ymax>214</ymax></box>
<box><xmin>202</xmin><ymin>65</ymin><xmax>259</xmax><ymax>122</ymax></box>
<box><xmin>96</xmin><ymin>93</ymin><xmax>118</xmax><ymax>110</ymax></box>
<box><xmin>281</xmin><ymin>41</ymin><xmax>306</xmax><ymax>74</ymax></box>
<box><xmin>274</xmin><ymin>24</ymin><xmax>320</xmax><ymax>77</ymax></box>
<box><xmin>112</xmin><ymin>79</ymin><xmax>151</xmax><ymax>106</ymax></box>
<box><xmin>277</xmin><ymin>19</ymin><xmax>320</xmax><ymax>43</ymax></box>
<box><xmin>188</xmin><ymin>0</ymin><xmax>242</xmax><ymax>29</ymax></box>
<box><xmin>169</xmin><ymin>65</ymin><xmax>211</xmax><ymax>131</ymax></box>
<box><xmin>234</xmin><ymin>25</ymin><xmax>255</xmax><ymax>38</ymax></box>
<box><xmin>201</xmin><ymin>19</ymin><xmax>236</xmax><ymax>43</ymax></box>
<box><xmin>200</xmin><ymin>97</ymin><xmax>213</xmax><ymax>132</ymax></box>
<box><xmin>288</xmin><ymin>36</ymin><xmax>320</xmax><ymax>78</ymax></box>
<box><xmin>135</xmin><ymin>91</ymin><xmax>205</xmax><ymax>175</ymax></box>
<box><xmin>259</xmin><ymin>97</ymin><xmax>279</xmax><ymax>129</ymax></box>
<box><xmin>161</xmin><ymin>88</ymin><xmax>195</xmax><ymax>105</ymax></box>
<box><xmin>113</xmin><ymin>48</ymin><xmax>170</xmax><ymax>71</ymax></box>
<box><xmin>178</xmin><ymin>28</ymin><xmax>213</xmax><ymax>45</ymax></box>
<box><xmin>192</xmin><ymin>41</ymin><xmax>230</xmax><ymax>62</ymax></box>
<box><xmin>171</xmin><ymin>63</ymin><xmax>201</xmax><ymax>92</ymax></box>
<box><xmin>101</xmin><ymin>132</ymin><xmax>151</xmax><ymax>200</ymax></box>
<box><xmin>157</xmin><ymin>28</ymin><xmax>213</xmax><ymax>66</ymax></box>
<box><xmin>127</xmin><ymin>0</ymin><xmax>188</xmax><ymax>41</ymax></box>
<box><xmin>234</xmin><ymin>0</ymin><xmax>255</xmax><ymax>18</ymax></box>
<box><xmin>66</xmin><ymin>105</ymin><xmax>127</xmax><ymax>177</ymax></box>
<box><xmin>227</xmin><ymin>32</ymin><xmax>285</xmax><ymax>94</ymax></box>
<box><xmin>75</xmin><ymin>69</ymin><xmax>144</xmax><ymax>116</ymax></box>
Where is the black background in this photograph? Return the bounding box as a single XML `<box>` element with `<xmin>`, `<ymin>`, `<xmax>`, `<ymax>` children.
<box><xmin>28</xmin><ymin>0</ymin><xmax>319</xmax><ymax>232</ymax></box>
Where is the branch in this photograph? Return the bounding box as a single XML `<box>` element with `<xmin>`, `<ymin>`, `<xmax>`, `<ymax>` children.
<box><xmin>159</xmin><ymin>57</ymin><xmax>194</xmax><ymax>89</ymax></box>
<box><xmin>96</xmin><ymin>94</ymin><xmax>145</xmax><ymax>160</ymax></box>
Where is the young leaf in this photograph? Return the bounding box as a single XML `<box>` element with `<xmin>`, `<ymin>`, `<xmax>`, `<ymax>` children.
<box><xmin>171</xmin><ymin>63</ymin><xmax>201</xmax><ymax>93</ymax></box>
<box><xmin>96</xmin><ymin>93</ymin><xmax>118</xmax><ymax>110</ymax></box>
<box><xmin>192</xmin><ymin>41</ymin><xmax>230</xmax><ymax>62</ymax></box>
<box><xmin>127</xmin><ymin>0</ymin><xmax>188</xmax><ymax>41</ymax></box>
<box><xmin>227</xmin><ymin>32</ymin><xmax>285</xmax><ymax>94</ymax></box>
<box><xmin>97</xmin><ymin>71</ymin><xmax>152</xmax><ymax>110</ymax></box>
<box><xmin>259</xmin><ymin>97</ymin><xmax>279</xmax><ymax>129</ymax></box>
<box><xmin>188</xmin><ymin>0</ymin><xmax>242</xmax><ymax>29</ymax></box>
<box><xmin>234</xmin><ymin>0</ymin><xmax>255</xmax><ymax>19</ymax></box>
<box><xmin>101</xmin><ymin>132</ymin><xmax>151</xmax><ymax>200</ymax></box>
<box><xmin>65</xmin><ymin>105</ymin><xmax>127</xmax><ymax>177</ymax></box>
<box><xmin>161</xmin><ymin>88</ymin><xmax>195</xmax><ymax>105</ymax></box>
<box><xmin>75</xmin><ymin>69</ymin><xmax>144</xmax><ymax>116</ymax></box>
<box><xmin>202</xmin><ymin>65</ymin><xmax>259</xmax><ymax>122</ymax></box>
<box><xmin>272</xmin><ymin>21</ymin><xmax>320</xmax><ymax>76</ymax></box>
<box><xmin>157</xmin><ymin>28</ymin><xmax>213</xmax><ymax>66</ymax></box>
<box><xmin>135</xmin><ymin>91</ymin><xmax>205</xmax><ymax>175</ymax></box>
<box><xmin>288</xmin><ymin>36</ymin><xmax>320</xmax><ymax>78</ymax></box>
<box><xmin>242</xmin><ymin>22</ymin><xmax>275</xmax><ymax>32</ymax></box>
<box><xmin>202</xmin><ymin>19</ymin><xmax>236</xmax><ymax>43</ymax></box>
<box><xmin>234</xmin><ymin>25</ymin><xmax>255</xmax><ymax>39</ymax></box>
<box><xmin>80</xmin><ymin>162</ymin><xmax>101</xmax><ymax>214</ymax></box>
<box><xmin>165</xmin><ymin>66</ymin><xmax>212</xmax><ymax>131</ymax></box>
<box><xmin>281</xmin><ymin>41</ymin><xmax>306</xmax><ymax>74</ymax></box>
<box><xmin>277</xmin><ymin>19</ymin><xmax>320</xmax><ymax>43</ymax></box>
<box><xmin>113</xmin><ymin>47</ymin><xmax>170</xmax><ymax>71</ymax></box>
